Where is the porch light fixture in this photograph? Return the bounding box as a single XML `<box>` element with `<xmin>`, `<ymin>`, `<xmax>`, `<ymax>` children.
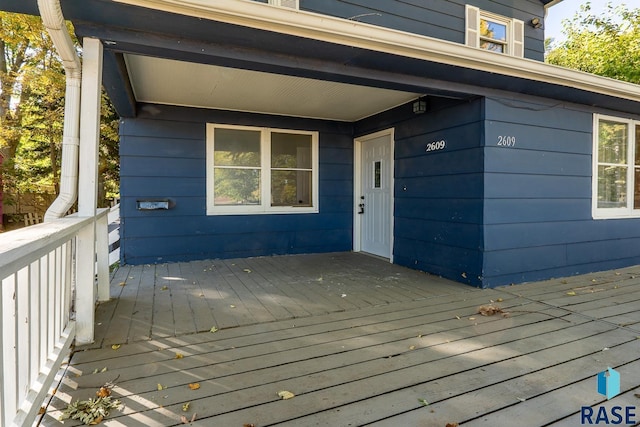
<box><xmin>530</xmin><ymin>18</ymin><xmax>542</xmax><ymax>29</ymax></box>
<box><xmin>413</xmin><ymin>98</ymin><xmax>427</xmax><ymax>114</ymax></box>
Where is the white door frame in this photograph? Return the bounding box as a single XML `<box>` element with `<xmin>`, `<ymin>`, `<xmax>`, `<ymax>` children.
<box><xmin>353</xmin><ymin>128</ymin><xmax>395</xmax><ymax>262</ymax></box>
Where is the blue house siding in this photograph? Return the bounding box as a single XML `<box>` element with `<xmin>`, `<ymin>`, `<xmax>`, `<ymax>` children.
<box><xmin>356</xmin><ymin>97</ymin><xmax>485</xmax><ymax>286</ymax></box>
<box><xmin>297</xmin><ymin>0</ymin><xmax>546</xmax><ymax>61</ymax></box>
<box><xmin>481</xmin><ymin>98</ymin><xmax>640</xmax><ymax>286</ymax></box>
<box><xmin>119</xmin><ymin>105</ymin><xmax>354</xmax><ymax>265</ymax></box>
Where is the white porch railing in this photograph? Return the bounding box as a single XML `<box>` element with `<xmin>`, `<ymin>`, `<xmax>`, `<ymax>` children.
<box><xmin>108</xmin><ymin>203</ymin><xmax>120</xmax><ymax>267</ymax></box>
<box><xmin>0</xmin><ymin>209</ymin><xmax>110</xmax><ymax>426</ymax></box>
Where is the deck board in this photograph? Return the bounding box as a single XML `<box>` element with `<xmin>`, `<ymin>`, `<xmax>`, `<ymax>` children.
<box><xmin>37</xmin><ymin>253</ymin><xmax>640</xmax><ymax>427</ymax></box>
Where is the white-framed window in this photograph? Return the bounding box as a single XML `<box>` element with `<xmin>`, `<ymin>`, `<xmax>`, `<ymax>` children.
<box><xmin>592</xmin><ymin>114</ymin><xmax>640</xmax><ymax>219</ymax></box>
<box><xmin>206</xmin><ymin>124</ymin><xmax>319</xmax><ymax>215</ymax></box>
<box><xmin>268</xmin><ymin>0</ymin><xmax>299</xmax><ymax>9</ymax></box>
<box><xmin>465</xmin><ymin>5</ymin><xmax>524</xmax><ymax>57</ymax></box>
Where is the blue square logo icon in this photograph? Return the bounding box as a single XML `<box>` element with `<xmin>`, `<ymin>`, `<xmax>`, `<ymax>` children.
<box><xmin>597</xmin><ymin>367</ymin><xmax>620</xmax><ymax>400</ymax></box>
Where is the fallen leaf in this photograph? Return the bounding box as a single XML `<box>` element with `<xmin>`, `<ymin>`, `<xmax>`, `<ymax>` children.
<box><xmin>157</xmin><ymin>384</ymin><xmax>164</xmax><ymax>391</ymax></box>
<box><xmin>243</xmin><ymin>269</ymin><xmax>252</xmax><ymax>273</ymax></box>
<box><xmin>92</xmin><ymin>368</ymin><xmax>99</xmax><ymax>374</ymax></box>
<box><xmin>175</xmin><ymin>353</ymin><xmax>184</xmax><ymax>359</ymax></box>
<box><xmin>634</xmin><ymin>393</ymin><xmax>640</xmax><ymax>398</ymax></box>
<box><xmin>517</xmin><ymin>397</ymin><xmax>526</xmax><ymax>402</ymax></box>
<box><xmin>118</xmin><ymin>282</ymin><xmax>126</xmax><ymax>286</ymax></box>
<box><xmin>38</xmin><ymin>407</ymin><xmax>46</xmax><ymax>415</ymax></box>
<box><xmin>461</xmin><ymin>272</ymin><xmax>467</xmax><ymax>278</ymax></box>
<box><xmin>101</xmin><ymin>367</ymin><xmax>108</xmax><ymax>373</ymax></box>
<box><xmin>409</xmin><ymin>345</ymin><xmax>416</xmax><ymax>350</ymax></box>
<box><xmin>277</xmin><ymin>390</ymin><xmax>295</xmax><ymax>400</ymax></box>
<box><xmin>341</xmin><ymin>294</ymin><xmax>347</xmax><ymax>298</ymax></box>
<box><xmin>111</xmin><ymin>344</ymin><xmax>121</xmax><ymax>350</ymax></box>
<box><xmin>478</xmin><ymin>305</ymin><xmax>504</xmax><ymax>316</ymax></box>
<box><xmin>468</xmin><ymin>317</ymin><xmax>476</xmax><ymax>321</ymax></box>
<box><xmin>244</xmin><ymin>424</ymin><xmax>256</xmax><ymax>427</ymax></box>
<box><xmin>182</xmin><ymin>402</ymin><xmax>190</xmax><ymax>412</ymax></box>
<box><xmin>418</xmin><ymin>398</ymin><xmax>429</xmax><ymax>406</ymax></box>
<box><xmin>210</xmin><ymin>326</ymin><xmax>218</xmax><ymax>333</ymax></box>
<box><xmin>417</xmin><ymin>334</ymin><xmax>422</xmax><ymax>338</ymax></box>
<box><xmin>561</xmin><ymin>279</ymin><xmax>568</xmax><ymax>284</ymax></box>
<box><xmin>615</xmin><ymin>272</ymin><xmax>621</xmax><ymax>276</ymax></box>
<box><xmin>496</xmin><ymin>297</ymin><xmax>504</xmax><ymax>302</ymax></box>
<box><xmin>229</xmin><ymin>305</ymin><xmax>236</xmax><ymax>308</ymax></box>
<box><xmin>455</xmin><ymin>315</ymin><xmax>461</xmax><ymax>320</ymax></box>
<box><xmin>446</xmin><ymin>423</ymin><xmax>459</xmax><ymax>427</ymax></box>
<box><xmin>96</xmin><ymin>387</ymin><xmax>111</xmax><ymax>398</ymax></box>
<box><xmin>161</xmin><ymin>286</ymin><xmax>169</xmax><ymax>291</ymax></box>
<box><xmin>89</xmin><ymin>415</ymin><xmax>103</xmax><ymax>425</ymax></box>
<box><xmin>566</xmin><ymin>291</ymin><xmax>577</xmax><ymax>296</ymax></box>
<box><xmin>188</xmin><ymin>383</ymin><xmax>200</xmax><ymax>390</ymax></box>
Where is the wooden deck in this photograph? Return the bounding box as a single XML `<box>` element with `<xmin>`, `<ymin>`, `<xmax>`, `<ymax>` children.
<box><xmin>37</xmin><ymin>253</ymin><xmax>640</xmax><ymax>426</ymax></box>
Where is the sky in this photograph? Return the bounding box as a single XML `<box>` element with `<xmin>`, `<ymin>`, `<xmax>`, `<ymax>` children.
<box><xmin>545</xmin><ymin>0</ymin><xmax>640</xmax><ymax>43</ymax></box>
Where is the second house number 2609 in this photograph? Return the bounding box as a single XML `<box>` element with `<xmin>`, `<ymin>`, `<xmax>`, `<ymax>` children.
<box><xmin>497</xmin><ymin>136</ymin><xmax>516</xmax><ymax>147</ymax></box>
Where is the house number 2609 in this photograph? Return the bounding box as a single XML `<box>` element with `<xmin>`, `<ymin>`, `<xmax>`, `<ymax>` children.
<box><xmin>497</xmin><ymin>136</ymin><xmax>516</xmax><ymax>147</ymax></box>
<box><xmin>426</xmin><ymin>140</ymin><xmax>446</xmax><ymax>152</ymax></box>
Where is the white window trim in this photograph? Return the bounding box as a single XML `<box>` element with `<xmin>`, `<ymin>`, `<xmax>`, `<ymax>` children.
<box><xmin>268</xmin><ymin>0</ymin><xmax>299</xmax><ymax>9</ymax></box>
<box><xmin>465</xmin><ymin>5</ymin><xmax>524</xmax><ymax>57</ymax></box>
<box><xmin>592</xmin><ymin>113</ymin><xmax>640</xmax><ymax>219</ymax></box>
<box><xmin>206</xmin><ymin>123</ymin><xmax>319</xmax><ymax>215</ymax></box>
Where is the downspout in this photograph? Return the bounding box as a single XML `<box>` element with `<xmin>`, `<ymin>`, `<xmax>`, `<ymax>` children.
<box><xmin>38</xmin><ymin>0</ymin><xmax>82</xmax><ymax>221</ymax></box>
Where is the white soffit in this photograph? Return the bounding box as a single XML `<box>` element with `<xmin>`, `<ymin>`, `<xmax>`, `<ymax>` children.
<box><xmin>124</xmin><ymin>54</ymin><xmax>422</xmax><ymax>121</ymax></box>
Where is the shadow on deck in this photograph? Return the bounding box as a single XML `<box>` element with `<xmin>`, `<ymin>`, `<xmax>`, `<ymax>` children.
<box><xmin>37</xmin><ymin>253</ymin><xmax>640</xmax><ymax>426</ymax></box>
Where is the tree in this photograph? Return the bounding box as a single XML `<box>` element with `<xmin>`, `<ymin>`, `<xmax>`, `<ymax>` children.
<box><xmin>0</xmin><ymin>11</ymin><xmax>119</xmax><ymax>228</ymax></box>
<box><xmin>546</xmin><ymin>2</ymin><xmax>640</xmax><ymax>84</ymax></box>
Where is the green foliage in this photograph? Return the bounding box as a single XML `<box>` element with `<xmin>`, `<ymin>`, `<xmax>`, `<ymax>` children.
<box><xmin>546</xmin><ymin>2</ymin><xmax>640</xmax><ymax>84</ymax></box>
<box><xmin>60</xmin><ymin>396</ymin><xmax>121</xmax><ymax>425</ymax></box>
<box><xmin>1</xmin><ymin>12</ymin><xmax>120</xmax><ymax>210</ymax></box>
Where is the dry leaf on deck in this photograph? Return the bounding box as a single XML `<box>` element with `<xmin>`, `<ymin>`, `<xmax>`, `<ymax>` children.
<box><xmin>566</xmin><ymin>291</ymin><xmax>577</xmax><ymax>296</ymax></box>
<box><xmin>417</xmin><ymin>398</ymin><xmax>429</xmax><ymax>406</ymax></box>
<box><xmin>111</xmin><ymin>344</ymin><xmax>121</xmax><ymax>350</ymax></box>
<box><xmin>188</xmin><ymin>383</ymin><xmax>200</xmax><ymax>390</ymax></box>
<box><xmin>478</xmin><ymin>305</ymin><xmax>504</xmax><ymax>316</ymax></box>
<box><xmin>210</xmin><ymin>326</ymin><xmax>218</xmax><ymax>333</ymax></box>
<box><xmin>157</xmin><ymin>384</ymin><xmax>164</xmax><ymax>391</ymax></box>
<box><xmin>96</xmin><ymin>387</ymin><xmax>111</xmax><ymax>398</ymax></box>
<box><xmin>446</xmin><ymin>423</ymin><xmax>459</xmax><ymax>427</ymax></box>
<box><xmin>277</xmin><ymin>390</ymin><xmax>295</xmax><ymax>400</ymax></box>
<box><xmin>182</xmin><ymin>402</ymin><xmax>190</xmax><ymax>412</ymax></box>
<box><xmin>175</xmin><ymin>353</ymin><xmax>184</xmax><ymax>359</ymax></box>
<box><xmin>161</xmin><ymin>286</ymin><xmax>169</xmax><ymax>291</ymax></box>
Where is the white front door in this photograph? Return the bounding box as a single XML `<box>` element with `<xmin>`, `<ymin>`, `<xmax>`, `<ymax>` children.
<box><xmin>355</xmin><ymin>130</ymin><xmax>394</xmax><ymax>259</ymax></box>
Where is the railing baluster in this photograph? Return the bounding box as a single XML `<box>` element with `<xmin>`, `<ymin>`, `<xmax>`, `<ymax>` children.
<box><xmin>16</xmin><ymin>267</ymin><xmax>29</xmax><ymax>402</ymax></box>
<box><xmin>2</xmin><ymin>275</ymin><xmax>17</xmax><ymax>427</ymax></box>
<box><xmin>29</xmin><ymin>260</ymin><xmax>41</xmax><ymax>399</ymax></box>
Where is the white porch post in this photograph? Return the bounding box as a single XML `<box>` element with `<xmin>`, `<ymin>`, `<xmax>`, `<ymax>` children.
<box><xmin>76</xmin><ymin>37</ymin><xmax>103</xmax><ymax>344</ymax></box>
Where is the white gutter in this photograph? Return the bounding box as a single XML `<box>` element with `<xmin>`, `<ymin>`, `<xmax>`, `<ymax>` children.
<box><xmin>38</xmin><ymin>0</ymin><xmax>82</xmax><ymax>221</ymax></box>
<box><xmin>115</xmin><ymin>0</ymin><xmax>640</xmax><ymax>104</ymax></box>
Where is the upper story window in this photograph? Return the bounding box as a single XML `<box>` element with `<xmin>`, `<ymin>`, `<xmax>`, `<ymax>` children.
<box><xmin>593</xmin><ymin>114</ymin><xmax>640</xmax><ymax>219</ymax></box>
<box><xmin>206</xmin><ymin>124</ymin><xmax>319</xmax><ymax>215</ymax></box>
<box><xmin>465</xmin><ymin>5</ymin><xmax>524</xmax><ymax>57</ymax></box>
<box><xmin>268</xmin><ymin>0</ymin><xmax>299</xmax><ymax>9</ymax></box>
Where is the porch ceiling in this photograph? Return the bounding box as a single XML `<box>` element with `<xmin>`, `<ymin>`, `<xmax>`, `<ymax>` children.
<box><xmin>125</xmin><ymin>53</ymin><xmax>422</xmax><ymax>121</ymax></box>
